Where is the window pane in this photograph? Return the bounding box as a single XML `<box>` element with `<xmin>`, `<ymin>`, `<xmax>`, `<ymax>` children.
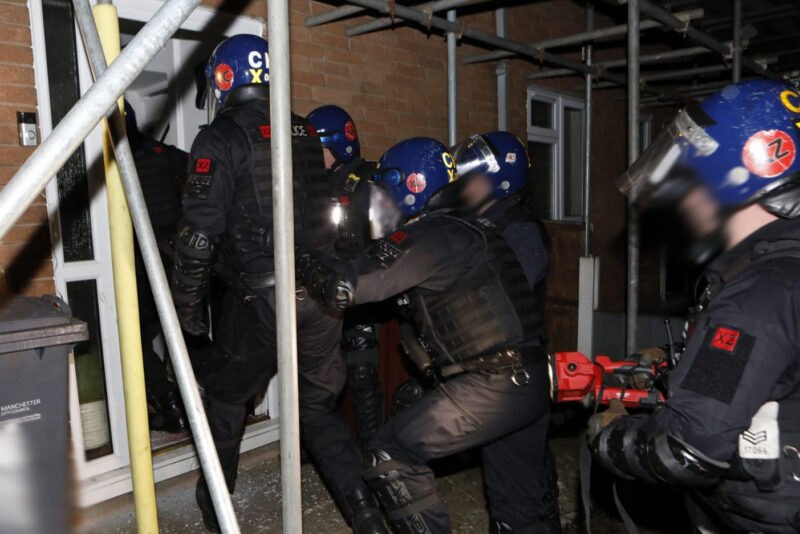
<box><xmin>528</xmin><ymin>142</ymin><xmax>554</xmax><ymax>220</ymax></box>
<box><xmin>67</xmin><ymin>280</ymin><xmax>113</xmax><ymax>460</ymax></box>
<box><xmin>563</xmin><ymin>107</ymin><xmax>584</xmax><ymax>219</ymax></box>
<box><xmin>43</xmin><ymin>0</ymin><xmax>94</xmax><ymax>262</ymax></box>
<box><xmin>529</xmin><ymin>98</ymin><xmax>553</xmax><ymax>129</ymax></box>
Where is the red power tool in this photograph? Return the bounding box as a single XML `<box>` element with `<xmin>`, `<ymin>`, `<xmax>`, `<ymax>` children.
<box><xmin>548</xmin><ymin>352</ymin><xmax>667</xmax><ymax>408</ymax></box>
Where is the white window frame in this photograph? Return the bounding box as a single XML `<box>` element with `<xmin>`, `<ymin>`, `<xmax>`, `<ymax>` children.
<box><xmin>526</xmin><ymin>85</ymin><xmax>586</xmax><ymax>222</ymax></box>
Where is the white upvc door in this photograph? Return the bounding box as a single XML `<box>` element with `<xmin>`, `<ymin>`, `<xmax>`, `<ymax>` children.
<box><xmin>29</xmin><ymin>0</ymin><xmax>264</xmax><ymax>500</ymax></box>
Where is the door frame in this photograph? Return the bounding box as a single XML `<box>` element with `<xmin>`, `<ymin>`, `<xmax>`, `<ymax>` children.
<box><xmin>29</xmin><ymin>0</ymin><xmax>269</xmax><ymax>504</ymax></box>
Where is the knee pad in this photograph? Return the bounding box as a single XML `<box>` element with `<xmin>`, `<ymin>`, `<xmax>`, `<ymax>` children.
<box><xmin>363</xmin><ymin>449</ymin><xmax>438</xmax><ymax>534</ymax></box>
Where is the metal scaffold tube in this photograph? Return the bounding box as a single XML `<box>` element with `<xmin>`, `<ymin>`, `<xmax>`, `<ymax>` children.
<box><xmin>0</xmin><ymin>0</ymin><xmax>201</xmax><ymax>241</ymax></box>
<box><xmin>462</xmin><ymin>8</ymin><xmax>704</xmax><ymax>65</ymax></box>
<box><xmin>347</xmin><ymin>0</ymin><xmax>483</xmax><ymax>37</ymax></box>
<box><xmin>583</xmin><ymin>3</ymin><xmax>593</xmax><ymax>256</ymax></box>
<box><xmin>626</xmin><ymin>0</ymin><xmax>640</xmax><ymax>356</ymax></box>
<box><xmin>526</xmin><ymin>46</ymin><xmax>710</xmax><ymax>80</ymax></box>
<box><xmin>340</xmin><ymin>0</ymin><xmax>594</xmax><ymax>75</ymax></box>
<box><xmin>91</xmin><ymin>3</ymin><xmax>157</xmax><ymax>532</ymax></box>
<box><xmin>447</xmin><ymin>9</ymin><xmax>457</xmax><ymax>146</ymax></box>
<box><xmin>71</xmin><ymin>0</ymin><xmax>240</xmax><ymax>532</ymax></box>
<box><xmin>306</xmin><ymin>4</ymin><xmax>364</xmax><ymax>27</ymax></box>
<box><xmin>634</xmin><ymin>0</ymin><xmax>780</xmax><ymax>81</ymax></box>
<box><xmin>267</xmin><ymin>0</ymin><xmax>303</xmax><ymax>530</ymax></box>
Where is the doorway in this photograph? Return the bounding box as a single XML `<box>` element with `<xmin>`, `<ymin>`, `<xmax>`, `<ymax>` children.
<box><xmin>30</xmin><ymin>0</ymin><xmax>274</xmax><ymax>506</ymax></box>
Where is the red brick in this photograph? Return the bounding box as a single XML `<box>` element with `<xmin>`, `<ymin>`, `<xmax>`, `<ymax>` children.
<box><xmin>292</xmin><ymin>41</ymin><xmax>324</xmax><ymax>59</ymax></box>
<box><xmin>0</xmin><ymin>145</ymin><xmax>34</xmax><ymax>165</ymax></box>
<box><xmin>0</xmin><ymin>3</ymin><xmax>29</xmax><ymax>26</ymax></box>
<box><xmin>0</xmin><ymin>42</ymin><xmax>32</xmax><ymax>66</ymax></box>
<box><xmin>0</xmin><ymin>22</ymin><xmax>31</xmax><ymax>45</ymax></box>
<box><xmin>310</xmin><ymin>86</ymin><xmax>355</xmax><ymax>106</ymax></box>
<box><xmin>311</xmin><ymin>58</ymin><xmax>349</xmax><ymax>77</ymax></box>
<box><xmin>293</xmin><ymin>70</ymin><xmax>325</xmax><ymax>87</ymax></box>
<box><xmin>0</xmin><ymin>84</ymin><xmax>37</xmax><ymax>105</ymax></box>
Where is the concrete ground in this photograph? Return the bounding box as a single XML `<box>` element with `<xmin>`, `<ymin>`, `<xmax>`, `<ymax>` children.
<box><xmin>76</xmin><ymin>422</ymin><xmax>690</xmax><ymax>533</ymax></box>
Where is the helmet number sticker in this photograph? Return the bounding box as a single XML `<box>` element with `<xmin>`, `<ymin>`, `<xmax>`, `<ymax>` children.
<box><xmin>214</xmin><ymin>63</ymin><xmax>234</xmax><ymax>91</ymax></box>
<box><xmin>406</xmin><ymin>173</ymin><xmax>426</xmax><ymax>193</ymax></box>
<box><xmin>742</xmin><ymin>129</ymin><xmax>796</xmax><ymax>178</ymax></box>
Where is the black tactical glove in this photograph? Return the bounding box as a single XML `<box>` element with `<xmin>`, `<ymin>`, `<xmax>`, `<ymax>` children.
<box><xmin>296</xmin><ymin>249</ymin><xmax>355</xmax><ymax>310</ymax></box>
<box><xmin>171</xmin><ymin>227</ymin><xmax>215</xmax><ymax>337</ymax></box>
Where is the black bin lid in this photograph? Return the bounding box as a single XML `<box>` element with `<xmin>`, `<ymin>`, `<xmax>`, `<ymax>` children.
<box><xmin>0</xmin><ymin>295</ymin><xmax>72</xmax><ymax>335</ymax></box>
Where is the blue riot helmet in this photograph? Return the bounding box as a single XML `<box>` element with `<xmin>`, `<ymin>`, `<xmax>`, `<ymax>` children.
<box><xmin>368</xmin><ymin>137</ymin><xmax>457</xmax><ymax>238</ymax></box>
<box><xmin>619</xmin><ymin>79</ymin><xmax>800</xmax><ymax>216</ymax></box>
<box><xmin>204</xmin><ymin>34</ymin><xmax>270</xmax><ymax>118</ymax></box>
<box><xmin>306</xmin><ymin>105</ymin><xmax>360</xmax><ymax>165</ymax></box>
<box><xmin>451</xmin><ymin>131</ymin><xmax>530</xmax><ymax>200</ymax></box>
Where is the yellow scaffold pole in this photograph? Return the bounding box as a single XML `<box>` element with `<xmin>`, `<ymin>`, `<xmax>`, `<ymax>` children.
<box><xmin>94</xmin><ymin>2</ymin><xmax>159</xmax><ymax>532</ymax></box>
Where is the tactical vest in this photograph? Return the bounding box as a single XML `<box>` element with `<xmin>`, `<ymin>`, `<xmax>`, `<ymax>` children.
<box><xmin>133</xmin><ymin>139</ymin><xmax>186</xmax><ymax>240</ymax></box>
<box><xmin>692</xmin><ymin>239</ymin><xmax>800</xmax><ymax>531</ymax></box>
<box><xmin>411</xmin><ymin>216</ymin><xmax>542</xmax><ymax>368</ymax></box>
<box><xmin>222</xmin><ymin>110</ymin><xmax>333</xmax><ymax>272</ymax></box>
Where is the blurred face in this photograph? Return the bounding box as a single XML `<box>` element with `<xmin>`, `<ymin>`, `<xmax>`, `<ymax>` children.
<box><xmin>678</xmin><ymin>186</ymin><xmax>721</xmax><ymax>238</ymax></box>
<box><xmin>460</xmin><ymin>173</ymin><xmax>493</xmax><ymax>211</ymax></box>
<box><xmin>323</xmin><ymin>147</ymin><xmax>337</xmax><ymax>170</ymax></box>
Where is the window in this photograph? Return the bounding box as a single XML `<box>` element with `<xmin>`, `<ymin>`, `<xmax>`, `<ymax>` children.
<box><xmin>527</xmin><ymin>87</ymin><xmax>586</xmax><ymax>221</ymax></box>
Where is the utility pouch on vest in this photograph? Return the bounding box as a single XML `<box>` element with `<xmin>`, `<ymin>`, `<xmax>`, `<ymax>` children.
<box><xmin>398</xmin><ymin>322</ymin><xmax>435</xmax><ymax>380</ymax></box>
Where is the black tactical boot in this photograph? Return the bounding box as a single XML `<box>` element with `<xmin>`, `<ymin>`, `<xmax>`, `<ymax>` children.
<box><xmin>149</xmin><ymin>389</ymin><xmax>189</xmax><ymax>433</ymax></box>
<box><xmin>347</xmin><ymin>486</ymin><xmax>389</xmax><ymax>534</ymax></box>
<box><xmin>196</xmin><ymin>477</ymin><xmax>221</xmax><ymax>533</ymax></box>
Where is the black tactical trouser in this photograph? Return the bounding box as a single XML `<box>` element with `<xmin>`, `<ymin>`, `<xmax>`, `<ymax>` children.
<box><xmin>136</xmin><ymin>263</ymin><xmax>175</xmax><ymax>400</ymax></box>
<box><xmin>200</xmin><ymin>287</ymin><xmax>365</xmax><ymax>502</ymax></box>
<box><xmin>365</xmin><ymin>349</ymin><xmax>552</xmax><ymax>534</ymax></box>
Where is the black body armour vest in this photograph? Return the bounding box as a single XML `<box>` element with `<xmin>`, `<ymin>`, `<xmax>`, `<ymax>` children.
<box><xmin>692</xmin><ymin>240</ymin><xmax>800</xmax><ymax>531</ymax></box>
<box><xmin>411</xmin><ymin>216</ymin><xmax>542</xmax><ymax>368</ymax></box>
<box><xmin>222</xmin><ymin>110</ymin><xmax>333</xmax><ymax>272</ymax></box>
<box><xmin>134</xmin><ymin>138</ymin><xmax>186</xmax><ymax>240</ymax></box>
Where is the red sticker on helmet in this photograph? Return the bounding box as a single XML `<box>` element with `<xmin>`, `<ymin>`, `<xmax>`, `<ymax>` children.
<box><xmin>214</xmin><ymin>63</ymin><xmax>234</xmax><ymax>91</ymax></box>
<box><xmin>344</xmin><ymin>120</ymin><xmax>357</xmax><ymax>141</ymax></box>
<box><xmin>742</xmin><ymin>129</ymin><xmax>796</xmax><ymax>178</ymax></box>
<box><xmin>406</xmin><ymin>173</ymin><xmax>426</xmax><ymax>194</ymax></box>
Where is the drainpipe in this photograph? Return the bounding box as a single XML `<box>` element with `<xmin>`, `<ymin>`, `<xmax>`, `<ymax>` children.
<box><xmin>496</xmin><ymin>7</ymin><xmax>509</xmax><ymax>130</ymax></box>
<box><xmin>447</xmin><ymin>9</ymin><xmax>457</xmax><ymax>145</ymax></box>
<box><xmin>626</xmin><ymin>0</ymin><xmax>640</xmax><ymax>356</ymax></box>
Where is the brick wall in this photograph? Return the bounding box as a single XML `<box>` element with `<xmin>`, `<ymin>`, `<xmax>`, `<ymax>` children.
<box><xmin>0</xmin><ymin>0</ymin><xmax>53</xmax><ymax>296</ymax></box>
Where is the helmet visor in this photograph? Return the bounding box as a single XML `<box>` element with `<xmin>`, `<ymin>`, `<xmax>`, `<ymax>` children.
<box><xmin>367</xmin><ymin>181</ymin><xmax>404</xmax><ymax>239</ymax></box>
<box><xmin>451</xmin><ymin>134</ymin><xmax>500</xmax><ymax>178</ymax></box>
<box><xmin>617</xmin><ymin>109</ymin><xmax>719</xmax><ymax>208</ymax></box>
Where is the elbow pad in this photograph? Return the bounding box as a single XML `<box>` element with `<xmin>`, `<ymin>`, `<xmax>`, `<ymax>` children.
<box><xmin>296</xmin><ymin>250</ymin><xmax>355</xmax><ymax>309</ymax></box>
<box><xmin>171</xmin><ymin>227</ymin><xmax>216</xmax><ymax>306</ymax></box>
<box><xmin>594</xmin><ymin>423</ymin><xmax>728</xmax><ymax>487</ymax></box>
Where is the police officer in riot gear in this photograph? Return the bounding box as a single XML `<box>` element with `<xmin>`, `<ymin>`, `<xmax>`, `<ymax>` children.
<box><xmin>171</xmin><ymin>35</ymin><xmax>385</xmax><ymax>533</ymax></box>
<box><xmin>453</xmin><ymin>131</ymin><xmax>560</xmax><ymax>533</ymax></box>
<box><xmin>306</xmin><ymin>105</ymin><xmax>386</xmax><ymax>446</ymax></box>
<box><xmin>297</xmin><ymin>137</ymin><xmax>554</xmax><ymax>533</ymax></box>
<box><xmin>589</xmin><ymin>79</ymin><xmax>800</xmax><ymax>533</ymax></box>
<box><xmin>125</xmin><ymin>101</ymin><xmax>189</xmax><ymax>433</ymax></box>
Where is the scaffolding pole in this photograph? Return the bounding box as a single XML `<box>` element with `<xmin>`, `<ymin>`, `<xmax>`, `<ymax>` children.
<box><xmin>526</xmin><ymin>46</ymin><xmax>710</xmax><ymax>80</ymax></box>
<box><xmin>633</xmin><ymin>0</ymin><xmax>780</xmax><ymax>81</ymax></box>
<box><xmin>267</xmin><ymin>0</ymin><xmax>303</xmax><ymax>530</ymax></box>
<box><xmin>337</xmin><ymin>0</ymin><xmax>594</xmax><ymax>75</ymax></box>
<box><xmin>447</xmin><ymin>9</ymin><xmax>457</xmax><ymax>146</ymax></box>
<box><xmin>347</xmin><ymin>0</ymin><xmax>483</xmax><ymax>37</ymax></box>
<box><xmin>463</xmin><ymin>8</ymin><xmax>703</xmax><ymax>65</ymax></box>
<box><xmin>583</xmin><ymin>3</ymin><xmax>593</xmax><ymax>256</ymax></box>
<box><xmin>305</xmin><ymin>5</ymin><xmax>364</xmax><ymax>27</ymax></box>
<box><xmin>733</xmin><ymin>0</ymin><xmax>742</xmax><ymax>83</ymax></box>
<box><xmin>626</xmin><ymin>0</ymin><xmax>640</xmax><ymax>356</ymax></box>
<box><xmin>496</xmin><ymin>7</ymin><xmax>509</xmax><ymax>130</ymax></box>
<box><xmin>70</xmin><ymin>0</ymin><xmax>239</xmax><ymax>532</ymax></box>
